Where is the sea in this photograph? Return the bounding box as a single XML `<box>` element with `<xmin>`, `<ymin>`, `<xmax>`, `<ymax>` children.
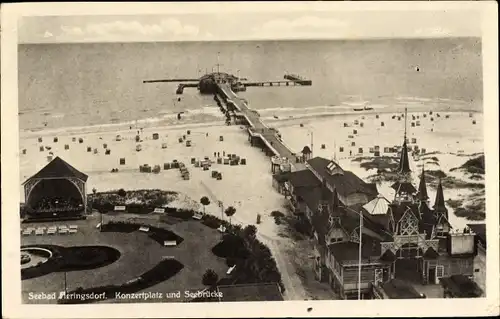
<box><xmin>18</xmin><ymin>37</ymin><xmax>483</xmax><ymax>132</ymax></box>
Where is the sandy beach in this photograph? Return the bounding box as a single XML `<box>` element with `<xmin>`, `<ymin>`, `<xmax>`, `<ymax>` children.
<box><xmin>19</xmin><ymin>106</ymin><xmax>484</xmax><ymax>300</ymax></box>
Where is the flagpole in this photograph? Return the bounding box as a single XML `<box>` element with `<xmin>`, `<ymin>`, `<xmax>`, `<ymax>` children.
<box><xmin>358</xmin><ymin>210</ymin><xmax>363</xmax><ymax>300</ymax></box>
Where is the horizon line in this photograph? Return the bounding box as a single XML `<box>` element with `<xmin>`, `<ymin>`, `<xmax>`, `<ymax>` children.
<box><xmin>19</xmin><ymin>35</ymin><xmax>481</xmax><ymax>45</ymax></box>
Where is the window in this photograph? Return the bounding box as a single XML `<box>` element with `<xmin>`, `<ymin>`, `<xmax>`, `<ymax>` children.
<box><xmin>330</xmin><ymin>237</ymin><xmax>343</xmax><ymax>244</ymax></box>
<box><xmin>398</xmin><ymin>208</ymin><xmax>419</xmax><ymax>235</ymax></box>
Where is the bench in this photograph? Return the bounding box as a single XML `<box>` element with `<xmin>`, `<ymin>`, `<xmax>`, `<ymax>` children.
<box><xmin>163</xmin><ymin>240</ymin><xmax>177</xmax><ymax>247</ymax></box>
<box><xmin>47</xmin><ymin>229</ymin><xmax>57</xmax><ymax>235</ymax></box>
<box><xmin>193</xmin><ymin>212</ymin><xmax>203</xmax><ymax>220</ymax></box>
<box><xmin>58</xmin><ymin>229</ymin><xmax>68</xmax><ymax>235</ymax></box>
<box><xmin>69</xmin><ymin>225</ymin><xmax>78</xmax><ymax>230</ymax></box>
<box><xmin>139</xmin><ymin>226</ymin><xmax>150</xmax><ymax>232</ymax></box>
<box><xmin>217</xmin><ymin>225</ymin><xmax>227</xmax><ymax>233</ymax></box>
<box><xmin>226</xmin><ymin>265</ymin><xmax>236</xmax><ymax>275</ymax></box>
<box><xmin>68</xmin><ymin>229</ymin><xmax>77</xmax><ymax>234</ymax></box>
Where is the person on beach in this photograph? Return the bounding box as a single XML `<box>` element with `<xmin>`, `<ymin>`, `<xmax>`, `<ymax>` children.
<box><xmin>214</xmin><ymin>152</ymin><xmax>217</xmax><ymax>157</ymax></box>
<box><xmin>350</xmin><ymin>150</ymin><xmax>352</xmax><ymax>156</ymax></box>
<box><xmin>217</xmin><ymin>152</ymin><xmax>220</xmax><ymax>157</ymax></box>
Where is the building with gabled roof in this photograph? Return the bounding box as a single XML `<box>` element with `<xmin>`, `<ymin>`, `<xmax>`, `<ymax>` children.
<box><xmin>279</xmin><ymin>112</ymin><xmax>480</xmax><ymax>298</ymax></box>
<box><xmin>22</xmin><ymin>156</ymin><xmax>88</xmax><ymax>220</ymax></box>
<box><xmin>377</xmin><ymin>119</ymin><xmax>476</xmax><ymax>287</ymax></box>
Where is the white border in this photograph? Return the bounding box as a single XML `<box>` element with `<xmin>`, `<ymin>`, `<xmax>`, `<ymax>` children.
<box><xmin>2</xmin><ymin>2</ymin><xmax>499</xmax><ymax>318</ymax></box>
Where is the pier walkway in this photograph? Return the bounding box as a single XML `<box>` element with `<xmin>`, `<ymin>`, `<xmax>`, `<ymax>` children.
<box><xmin>218</xmin><ymin>83</ymin><xmax>306</xmax><ymax>171</ymax></box>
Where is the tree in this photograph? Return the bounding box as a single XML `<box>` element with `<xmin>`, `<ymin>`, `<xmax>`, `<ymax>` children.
<box><xmin>202</xmin><ymin>269</ymin><xmax>219</xmax><ymax>287</ymax></box>
<box><xmin>225</xmin><ymin>206</ymin><xmax>236</xmax><ymax>225</ymax></box>
<box><xmin>117</xmin><ymin>188</ymin><xmax>126</xmax><ymax>197</ymax></box>
<box><xmin>243</xmin><ymin>225</ymin><xmax>257</xmax><ymax>241</ymax></box>
<box><xmin>200</xmin><ymin>196</ymin><xmax>211</xmax><ymax>214</ymax></box>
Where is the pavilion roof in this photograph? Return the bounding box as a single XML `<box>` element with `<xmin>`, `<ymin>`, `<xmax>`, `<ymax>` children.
<box><xmin>23</xmin><ymin>156</ymin><xmax>88</xmax><ymax>184</ymax></box>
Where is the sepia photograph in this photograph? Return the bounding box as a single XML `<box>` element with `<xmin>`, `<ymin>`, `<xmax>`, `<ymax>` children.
<box><xmin>2</xmin><ymin>1</ymin><xmax>499</xmax><ymax>318</ymax></box>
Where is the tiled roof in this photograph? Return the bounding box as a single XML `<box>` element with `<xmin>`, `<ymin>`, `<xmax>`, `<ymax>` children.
<box><xmin>23</xmin><ymin>156</ymin><xmax>88</xmax><ymax>183</ymax></box>
<box><xmin>272</xmin><ymin>171</ymin><xmax>291</xmax><ymax>183</ymax></box>
<box><xmin>363</xmin><ymin>195</ymin><xmax>390</xmax><ymax>216</ymax></box>
<box><xmin>439</xmin><ymin>275</ymin><xmax>483</xmax><ymax>297</ymax></box>
<box><xmin>467</xmin><ymin>223</ymin><xmax>486</xmax><ymax>246</ymax></box>
<box><xmin>306</xmin><ymin>157</ymin><xmax>378</xmax><ymax>198</ymax></box>
<box><xmin>328</xmin><ymin>237</ymin><xmax>382</xmax><ymax>264</ymax></box>
<box><xmin>288</xmin><ymin>169</ymin><xmax>321</xmax><ymax>188</ymax></box>
<box><xmin>381</xmin><ymin>279</ymin><xmax>423</xmax><ymax>299</ymax></box>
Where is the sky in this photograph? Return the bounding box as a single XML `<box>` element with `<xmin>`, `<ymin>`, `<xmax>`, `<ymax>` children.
<box><xmin>15</xmin><ymin>4</ymin><xmax>483</xmax><ymax>43</ymax></box>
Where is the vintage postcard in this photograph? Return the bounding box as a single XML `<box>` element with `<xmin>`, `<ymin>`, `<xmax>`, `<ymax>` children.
<box><xmin>1</xmin><ymin>1</ymin><xmax>499</xmax><ymax>318</ymax></box>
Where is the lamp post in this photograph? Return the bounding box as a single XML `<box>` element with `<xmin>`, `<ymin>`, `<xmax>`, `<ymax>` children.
<box><xmin>306</xmin><ymin>130</ymin><xmax>314</xmax><ymax>158</ymax></box>
<box><xmin>345</xmin><ymin>206</ymin><xmax>363</xmax><ymax>300</ymax></box>
<box><xmin>358</xmin><ymin>210</ymin><xmax>363</xmax><ymax>300</ymax></box>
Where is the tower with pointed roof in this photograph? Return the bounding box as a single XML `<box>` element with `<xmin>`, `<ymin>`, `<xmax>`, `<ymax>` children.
<box><xmin>433</xmin><ymin>178</ymin><xmax>451</xmax><ymax>237</ymax></box>
<box><xmin>417</xmin><ymin>166</ymin><xmax>429</xmax><ymax>203</ymax></box>
<box><xmin>392</xmin><ymin>108</ymin><xmax>417</xmax><ymax>203</ymax></box>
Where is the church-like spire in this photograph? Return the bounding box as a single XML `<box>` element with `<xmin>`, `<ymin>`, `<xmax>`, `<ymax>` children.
<box><xmin>417</xmin><ymin>166</ymin><xmax>429</xmax><ymax>201</ymax></box>
<box><xmin>397</xmin><ymin>108</ymin><xmax>411</xmax><ymax>174</ymax></box>
<box><xmin>433</xmin><ymin>178</ymin><xmax>447</xmax><ymax>216</ymax></box>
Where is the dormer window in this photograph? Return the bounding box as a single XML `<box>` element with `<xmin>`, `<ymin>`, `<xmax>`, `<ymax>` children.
<box><xmin>326</xmin><ymin>161</ymin><xmax>344</xmax><ymax>176</ymax></box>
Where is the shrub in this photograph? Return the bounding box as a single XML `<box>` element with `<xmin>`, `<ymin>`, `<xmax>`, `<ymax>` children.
<box><xmin>167</xmin><ymin>208</ymin><xmax>194</xmax><ymax>220</ymax></box>
<box><xmin>117</xmin><ymin>188</ymin><xmax>127</xmax><ymax>197</ymax></box>
<box><xmin>270</xmin><ymin>211</ymin><xmax>285</xmax><ymax>218</ymax></box>
<box><xmin>202</xmin><ymin>215</ymin><xmax>221</xmax><ymax>229</ymax></box>
<box><xmin>212</xmin><ymin>235</ymin><xmax>249</xmax><ymax>259</ymax></box>
<box><xmin>202</xmin><ymin>269</ymin><xmax>219</xmax><ymax>287</ymax></box>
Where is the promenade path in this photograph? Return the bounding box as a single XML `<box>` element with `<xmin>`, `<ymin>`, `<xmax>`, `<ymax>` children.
<box><xmin>218</xmin><ymin>83</ymin><xmax>306</xmax><ymax>171</ymax></box>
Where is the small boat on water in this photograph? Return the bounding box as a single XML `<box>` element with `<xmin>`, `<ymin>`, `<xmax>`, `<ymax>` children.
<box><xmin>353</xmin><ymin>106</ymin><xmax>374</xmax><ymax>112</ymax></box>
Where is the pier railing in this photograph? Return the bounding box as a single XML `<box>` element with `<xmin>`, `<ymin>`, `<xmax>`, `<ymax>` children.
<box><xmin>217</xmin><ymin>83</ymin><xmax>304</xmax><ymax>170</ymax></box>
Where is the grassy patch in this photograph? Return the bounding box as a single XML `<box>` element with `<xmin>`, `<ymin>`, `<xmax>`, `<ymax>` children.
<box><xmin>427</xmin><ymin>175</ymin><xmax>484</xmax><ymax>190</ymax></box>
<box><xmin>451</xmin><ymin>155</ymin><xmax>485</xmax><ymax>175</ymax></box>
<box><xmin>446</xmin><ymin>199</ymin><xmax>463</xmax><ymax>210</ymax></box>
<box><xmin>454</xmin><ymin>207</ymin><xmax>485</xmax><ymax>221</ymax></box>
<box><xmin>353</xmin><ymin>156</ymin><xmax>399</xmax><ymax>171</ymax></box>
<box><xmin>58</xmin><ymin>259</ymin><xmax>184</xmax><ymax>304</ymax></box>
<box><xmin>426</xmin><ymin>169</ymin><xmax>447</xmax><ymax>179</ymax></box>
<box><xmin>271</xmin><ymin>210</ymin><xmax>285</xmax><ymax>225</ymax></box>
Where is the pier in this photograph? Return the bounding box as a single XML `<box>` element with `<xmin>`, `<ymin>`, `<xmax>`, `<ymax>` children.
<box><xmin>217</xmin><ymin>83</ymin><xmax>306</xmax><ymax>171</ymax></box>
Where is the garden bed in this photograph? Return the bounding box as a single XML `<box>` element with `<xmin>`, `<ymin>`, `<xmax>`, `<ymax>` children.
<box><xmin>58</xmin><ymin>259</ymin><xmax>184</xmax><ymax>304</ymax></box>
<box><xmin>21</xmin><ymin>245</ymin><xmax>121</xmax><ymax>279</ymax></box>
